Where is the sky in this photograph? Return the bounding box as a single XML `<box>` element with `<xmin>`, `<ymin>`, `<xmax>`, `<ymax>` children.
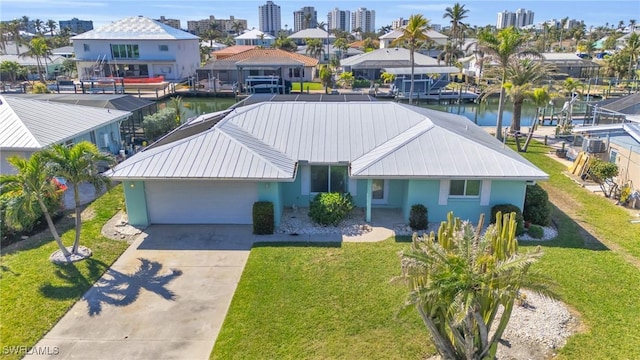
<box><xmin>0</xmin><ymin>0</ymin><xmax>638</xmax><ymax>31</ymax></box>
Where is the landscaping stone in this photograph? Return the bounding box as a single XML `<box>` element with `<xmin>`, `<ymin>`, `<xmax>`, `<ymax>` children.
<box><xmin>49</xmin><ymin>246</ymin><xmax>92</xmax><ymax>264</ymax></box>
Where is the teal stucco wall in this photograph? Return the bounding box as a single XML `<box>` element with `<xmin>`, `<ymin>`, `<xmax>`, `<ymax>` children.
<box><xmin>123</xmin><ymin>181</ymin><xmax>149</xmax><ymax>227</ymax></box>
<box><xmin>72</xmin><ymin>122</ymin><xmax>122</xmax><ymax>154</ymax></box>
<box><xmin>258</xmin><ymin>182</ymin><xmax>284</xmax><ymax>226</ymax></box>
<box><xmin>489</xmin><ymin>180</ymin><xmax>527</xmax><ymax>210</ymax></box>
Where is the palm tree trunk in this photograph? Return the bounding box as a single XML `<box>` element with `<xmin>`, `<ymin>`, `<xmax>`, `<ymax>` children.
<box><xmin>72</xmin><ymin>184</ymin><xmax>81</xmax><ymax>254</ymax></box>
<box><xmin>496</xmin><ymin>85</ymin><xmax>506</xmax><ymax>140</ymax></box>
<box><xmin>37</xmin><ymin>198</ymin><xmax>70</xmax><ymax>257</ymax></box>
<box><xmin>511</xmin><ymin>100</ymin><xmax>523</xmax><ymax>132</ymax></box>
<box><xmin>409</xmin><ymin>50</ymin><xmax>415</xmax><ymax>105</ymax></box>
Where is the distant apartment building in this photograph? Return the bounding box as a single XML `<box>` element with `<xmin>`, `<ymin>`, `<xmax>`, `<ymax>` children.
<box><xmin>351</xmin><ymin>7</ymin><xmax>375</xmax><ymax>33</ymax></box>
<box><xmin>391</xmin><ymin>17</ymin><xmax>408</xmax><ymax>29</ymax></box>
<box><xmin>293</xmin><ymin>6</ymin><xmax>317</xmax><ymax>32</ymax></box>
<box><xmin>259</xmin><ymin>1</ymin><xmax>281</xmax><ymax>36</ymax></box>
<box><xmin>327</xmin><ymin>8</ymin><xmax>350</xmax><ymax>32</ymax></box>
<box><xmin>59</xmin><ymin>18</ymin><xmax>94</xmax><ymax>34</ymax></box>
<box><xmin>155</xmin><ymin>16</ymin><xmax>181</xmax><ymax>30</ymax></box>
<box><xmin>497</xmin><ymin>9</ymin><xmax>533</xmax><ymax>29</ymax></box>
<box><xmin>565</xmin><ymin>19</ymin><xmax>582</xmax><ymax>29</ymax></box>
<box><xmin>430</xmin><ymin>24</ymin><xmax>442</xmax><ymax>32</ymax></box>
<box><xmin>187</xmin><ymin>16</ymin><xmax>247</xmax><ymax>35</ymax></box>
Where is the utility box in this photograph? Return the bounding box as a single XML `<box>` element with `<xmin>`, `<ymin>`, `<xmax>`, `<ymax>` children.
<box><xmin>582</xmin><ymin>138</ymin><xmax>607</xmax><ymax>153</ymax></box>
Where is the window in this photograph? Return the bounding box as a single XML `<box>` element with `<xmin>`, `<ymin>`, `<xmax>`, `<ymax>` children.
<box><xmin>83</xmin><ymin>44</ymin><xmax>90</xmax><ymax>52</ymax></box>
<box><xmin>609</xmin><ymin>149</ymin><xmax>618</xmax><ymax>163</ymax></box>
<box><xmin>372</xmin><ymin>179</ymin><xmax>385</xmax><ymax>200</ymax></box>
<box><xmin>110</xmin><ymin>44</ymin><xmax>140</xmax><ymax>59</ymax></box>
<box><xmin>159</xmin><ymin>45</ymin><xmax>169</xmax><ymax>51</ymax></box>
<box><xmin>310</xmin><ymin>166</ymin><xmax>347</xmax><ymax>193</ymax></box>
<box><xmin>449</xmin><ymin>180</ymin><xmax>481</xmax><ymax>197</ymax></box>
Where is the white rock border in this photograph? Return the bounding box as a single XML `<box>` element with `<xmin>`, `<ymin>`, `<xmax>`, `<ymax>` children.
<box><xmin>520</xmin><ymin>226</ymin><xmax>558</xmax><ymax>241</ymax></box>
<box><xmin>49</xmin><ymin>246</ymin><xmax>92</xmax><ymax>264</ymax></box>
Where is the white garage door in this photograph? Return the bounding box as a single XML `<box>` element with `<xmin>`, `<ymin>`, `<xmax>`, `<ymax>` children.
<box><xmin>145</xmin><ymin>181</ymin><xmax>258</xmax><ymax>224</ymax></box>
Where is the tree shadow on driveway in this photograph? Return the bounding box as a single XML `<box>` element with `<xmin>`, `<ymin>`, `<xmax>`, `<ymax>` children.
<box><xmin>41</xmin><ymin>258</ymin><xmax>182</xmax><ymax>316</ymax></box>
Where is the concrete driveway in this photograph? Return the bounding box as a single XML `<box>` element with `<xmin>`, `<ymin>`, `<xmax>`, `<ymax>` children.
<box><xmin>26</xmin><ymin>225</ymin><xmax>253</xmax><ymax>360</ymax></box>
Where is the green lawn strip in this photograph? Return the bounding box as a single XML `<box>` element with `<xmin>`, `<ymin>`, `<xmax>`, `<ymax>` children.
<box><xmin>291</xmin><ymin>82</ymin><xmax>326</xmax><ymax>91</ymax></box>
<box><xmin>513</xmin><ymin>139</ymin><xmax>640</xmax><ymax>259</ymax></box>
<box><xmin>522</xmin><ymin>209</ymin><xmax>640</xmax><ymax>359</ymax></box>
<box><xmin>211</xmin><ymin>240</ymin><xmax>433</xmax><ymax>360</ymax></box>
<box><xmin>0</xmin><ymin>185</ymin><xmax>129</xmax><ymax>359</ymax></box>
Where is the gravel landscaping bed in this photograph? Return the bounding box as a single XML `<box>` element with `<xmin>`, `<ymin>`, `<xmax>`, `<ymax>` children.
<box><xmin>519</xmin><ymin>226</ymin><xmax>559</xmax><ymax>241</ymax></box>
<box><xmin>277</xmin><ymin>207</ymin><xmax>373</xmax><ymax>237</ymax></box>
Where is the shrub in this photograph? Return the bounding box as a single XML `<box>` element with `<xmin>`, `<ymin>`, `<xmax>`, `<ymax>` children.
<box><xmin>409</xmin><ymin>204</ymin><xmax>428</xmax><ymax>230</ymax></box>
<box><xmin>1</xmin><ymin>179</ymin><xmax>64</xmax><ymax>237</ymax></box>
<box><xmin>252</xmin><ymin>201</ymin><xmax>274</xmax><ymax>235</ymax></box>
<box><xmin>308</xmin><ymin>192</ymin><xmax>354</xmax><ymax>226</ymax></box>
<box><xmin>142</xmin><ymin>107</ymin><xmax>178</xmax><ymax>141</ymax></box>
<box><xmin>523</xmin><ymin>184</ymin><xmax>552</xmax><ymax>226</ymax></box>
<box><xmin>352</xmin><ymin>79</ymin><xmax>371</xmax><ymax>88</ymax></box>
<box><xmin>527</xmin><ymin>224</ymin><xmax>544</xmax><ymax>239</ymax></box>
<box><xmin>32</xmin><ymin>82</ymin><xmax>50</xmax><ymax>94</ymax></box>
<box><xmin>490</xmin><ymin>204</ymin><xmax>525</xmax><ymax>235</ymax></box>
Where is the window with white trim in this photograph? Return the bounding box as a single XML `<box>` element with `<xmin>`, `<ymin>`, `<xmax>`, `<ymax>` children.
<box><xmin>310</xmin><ymin>165</ymin><xmax>347</xmax><ymax>193</ymax></box>
<box><xmin>449</xmin><ymin>180</ymin><xmax>481</xmax><ymax>197</ymax></box>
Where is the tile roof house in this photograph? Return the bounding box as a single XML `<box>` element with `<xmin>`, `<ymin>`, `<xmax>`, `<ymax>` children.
<box><xmin>108</xmin><ymin>101</ymin><xmax>547</xmax><ymax>227</ymax></box>
<box><xmin>0</xmin><ymin>95</ymin><xmax>131</xmax><ymax>174</ymax></box>
<box><xmin>71</xmin><ymin>16</ymin><xmax>200</xmax><ymax>81</ymax></box>
<box><xmin>202</xmin><ymin>48</ymin><xmax>319</xmax><ymax>87</ymax></box>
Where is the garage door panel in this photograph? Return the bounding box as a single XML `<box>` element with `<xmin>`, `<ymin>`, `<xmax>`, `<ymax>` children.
<box><xmin>145</xmin><ymin>181</ymin><xmax>258</xmax><ymax>224</ymax></box>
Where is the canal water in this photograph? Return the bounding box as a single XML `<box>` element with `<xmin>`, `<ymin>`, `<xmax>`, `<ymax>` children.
<box><xmin>160</xmin><ymin>96</ymin><xmax>540</xmax><ymax>128</ymax></box>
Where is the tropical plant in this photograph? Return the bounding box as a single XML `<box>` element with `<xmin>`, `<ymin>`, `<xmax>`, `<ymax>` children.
<box><xmin>169</xmin><ymin>95</ymin><xmax>185</xmax><ymax>126</ymax></box>
<box><xmin>0</xmin><ymin>153</ymin><xmax>71</xmax><ymax>257</ymax></box>
<box><xmin>6</xmin><ymin>20</ymin><xmax>23</xmax><ymax>54</ymax></box>
<box><xmin>318</xmin><ymin>64</ymin><xmax>333</xmax><ymax>94</ymax></box>
<box><xmin>391</xmin><ymin>14</ymin><xmax>431</xmax><ymax>105</ymax></box>
<box><xmin>143</xmin><ymin>107</ymin><xmax>179</xmax><ymax>140</ymax></box>
<box><xmin>231</xmin><ymin>20</ymin><xmax>244</xmax><ymax>36</ymax></box>
<box><xmin>46</xmin><ymin>19</ymin><xmax>57</xmax><ymax>36</ymax></box>
<box><xmin>60</xmin><ymin>58</ymin><xmax>76</xmax><ymax>77</ymax></box>
<box><xmin>273</xmin><ymin>33</ymin><xmax>297</xmax><ymax>52</ymax></box>
<box><xmin>32</xmin><ymin>82</ymin><xmax>49</xmax><ymax>93</ymax></box>
<box><xmin>622</xmin><ymin>32</ymin><xmax>640</xmax><ymax>80</ymax></box>
<box><xmin>561</xmin><ymin>77</ymin><xmax>585</xmax><ymax>96</ymax></box>
<box><xmin>333</xmin><ymin>38</ymin><xmax>350</xmax><ymax>59</ymax></box>
<box><xmin>309</xmin><ymin>192</ymin><xmax>354</xmax><ymax>226</ymax></box>
<box><xmin>44</xmin><ymin>142</ymin><xmax>114</xmax><ymax>255</ymax></box>
<box><xmin>409</xmin><ymin>204</ymin><xmax>428</xmax><ymax>230</ymax></box>
<box><xmin>523</xmin><ymin>183</ymin><xmax>552</xmax><ymax>226</ymax></box>
<box><xmin>477</xmin><ymin>27</ymin><xmax>540</xmax><ymax>140</ymax></box>
<box><xmin>21</xmin><ymin>36</ymin><xmax>52</xmax><ymax>83</ymax></box>
<box><xmin>522</xmin><ymin>86</ymin><xmax>553</xmax><ymax>152</ymax></box>
<box><xmin>305</xmin><ymin>38</ymin><xmax>324</xmax><ymax>61</ymax></box>
<box><xmin>588</xmin><ymin>158</ymin><xmax>619</xmax><ymax>198</ymax></box>
<box><xmin>337</xmin><ymin>71</ymin><xmax>354</xmax><ymax>88</ymax></box>
<box><xmin>0</xmin><ymin>60</ymin><xmax>25</xmax><ymax>83</ymax></box>
<box><xmin>397</xmin><ymin>211</ymin><xmax>548</xmax><ymax>360</ymax></box>
<box><xmin>437</xmin><ymin>42</ymin><xmax>464</xmax><ymax>66</ymax></box>
<box><xmin>381</xmin><ymin>72</ymin><xmax>396</xmax><ymax>84</ymax></box>
<box><xmin>443</xmin><ymin>3</ymin><xmax>469</xmax><ymax>50</ymax></box>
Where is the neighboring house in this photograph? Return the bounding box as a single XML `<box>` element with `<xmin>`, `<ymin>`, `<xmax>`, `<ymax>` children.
<box><xmin>288</xmin><ymin>28</ymin><xmax>335</xmax><ymax>46</ymax></box>
<box><xmin>210</xmin><ymin>45</ymin><xmax>257</xmax><ymax>60</ymax></box>
<box><xmin>572</xmin><ymin>123</ymin><xmax>640</xmax><ymax>193</ymax></box>
<box><xmin>107</xmin><ymin>100</ymin><xmax>547</xmax><ymax>227</ymax></box>
<box><xmin>379</xmin><ymin>28</ymin><xmax>448</xmax><ymax>48</ymax></box>
<box><xmin>201</xmin><ymin>48</ymin><xmax>318</xmax><ymax>87</ymax></box>
<box><xmin>296</xmin><ymin>44</ymin><xmax>363</xmax><ymax>60</ymax></box>
<box><xmin>51</xmin><ymin>46</ymin><xmax>75</xmax><ymax>58</ymax></box>
<box><xmin>587</xmin><ymin>93</ymin><xmax>640</xmax><ymax>125</ymax></box>
<box><xmin>616</xmin><ymin>29</ymin><xmax>640</xmax><ymax>49</ymax></box>
<box><xmin>71</xmin><ymin>16</ymin><xmax>200</xmax><ymax>81</ymax></box>
<box><xmin>19</xmin><ymin>93</ymin><xmax>156</xmax><ymax>148</ymax></box>
<box><xmin>234</xmin><ymin>29</ymin><xmax>275</xmax><ymax>47</ymax></box>
<box><xmin>0</xmin><ymin>54</ymin><xmax>66</xmax><ymax>81</ymax></box>
<box><xmin>0</xmin><ymin>95</ymin><xmax>131</xmax><ymax>174</ymax></box>
<box><xmin>541</xmin><ymin>53</ymin><xmax>600</xmax><ymax>78</ymax></box>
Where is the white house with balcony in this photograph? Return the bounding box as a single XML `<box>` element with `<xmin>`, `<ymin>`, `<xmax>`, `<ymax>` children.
<box><xmin>71</xmin><ymin>16</ymin><xmax>200</xmax><ymax>81</ymax></box>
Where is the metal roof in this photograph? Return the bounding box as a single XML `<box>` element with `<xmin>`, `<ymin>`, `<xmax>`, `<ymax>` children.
<box><xmin>340</xmin><ymin>48</ymin><xmax>439</xmax><ymax>68</ymax></box>
<box><xmin>71</xmin><ymin>16</ymin><xmax>199</xmax><ymax>40</ymax></box>
<box><xmin>379</xmin><ymin>28</ymin><xmax>448</xmax><ymax>40</ymax></box>
<box><xmin>19</xmin><ymin>94</ymin><xmax>155</xmax><ymax>112</ymax></box>
<box><xmin>0</xmin><ymin>54</ymin><xmax>65</xmax><ymax>66</ymax></box>
<box><xmin>383</xmin><ymin>66</ymin><xmax>460</xmax><ymax>75</ymax></box>
<box><xmin>288</xmin><ymin>28</ymin><xmax>335</xmax><ymax>39</ymax></box>
<box><xmin>0</xmin><ymin>95</ymin><xmax>131</xmax><ymax>150</ymax></box>
<box><xmin>108</xmin><ymin>102</ymin><xmax>547</xmax><ymax>181</ymax></box>
<box><xmin>234</xmin><ymin>29</ymin><xmax>275</xmax><ymax>40</ymax></box>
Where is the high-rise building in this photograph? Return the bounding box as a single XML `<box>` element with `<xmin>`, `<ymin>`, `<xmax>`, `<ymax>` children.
<box><xmin>565</xmin><ymin>19</ymin><xmax>581</xmax><ymax>29</ymax></box>
<box><xmin>59</xmin><ymin>18</ymin><xmax>94</xmax><ymax>34</ymax></box>
<box><xmin>515</xmin><ymin>8</ymin><xmax>534</xmax><ymax>28</ymax></box>
<box><xmin>430</xmin><ymin>24</ymin><xmax>442</xmax><ymax>32</ymax></box>
<box><xmin>259</xmin><ymin>1</ymin><xmax>281</xmax><ymax>36</ymax></box>
<box><xmin>327</xmin><ymin>8</ymin><xmax>350</xmax><ymax>32</ymax></box>
<box><xmin>391</xmin><ymin>17</ymin><xmax>408</xmax><ymax>29</ymax></box>
<box><xmin>351</xmin><ymin>7</ymin><xmax>375</xmax><ymax>33</ymax></box>
<box><xmin>496</xmin><ymin>10</ymin><xmax>516</xmax><ymax>29</ymax></box>
<box><xmin>155</xmin><ymin>16</ymin><xmax>181</xmax><ymax>30</ymax></box>
<box><xmin>187</xmin><ymin>15</ymin><xmax>248</xmax><ymax>36</ymax></box>
<box><xmin>293</xmin><ymin>6</ymin><xmax>317</xmax><ymax>32</ymax></box>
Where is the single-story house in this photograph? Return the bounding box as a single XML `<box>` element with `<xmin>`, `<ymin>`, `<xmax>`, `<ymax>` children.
<box><xmin>288</xmin><ymin>28</ymin><xmax>335</xmax><ymax>46</ymax></box>
<box><xmin>540</xmin><ymin>53</ymin><xmax>600</xmax><ymax>78</ymax></box>
<box><xmin>234</xmin><ymin>29</ymin><xmax>275</xmax><ymax>47</ymax></box>
<box><xmin>71</xmin><ymin>16</ymin><xmax>200</xmax><ymax>81</ymax></box>
<box><xmin>107</xmin><ymin>101</ymin><xmax>548</xmax><ymax>227</ymax></box>
<box><xmin>201</xmin><ymin>48</ymin><xmax>319</xmax><ymax>88</ymax></box>
<box><xmin>379</xmin><ymin>28</ymin><xmax>448</xmax><ymax>48</ymax></box>
<box><xmin>340</xmin><ymin>48</ymin><xmax>443</xmax><ymax>79</ymax></box>
<box><xmin>296</xmin><ymin>44</ymin><xmax>363</xmax><ymax>61</ymax></box>
<box><xmin>0</xmin><ymin>95</ymin><xmax>131</xmax><ymax>174</ymax></box>
<box><xmin>0</xmin><ymin>54</ymin><xmax>66</xmax><ymax>81</ymax></box>
<box><xmin>210</xmin><ymin>45</ymin><xmax>256</xmax><ymax>60</ymax></box>
<box><xmin>586</xmin><ymin>93</ymin><xmax>640</xmax><ymax>125</ymax></box>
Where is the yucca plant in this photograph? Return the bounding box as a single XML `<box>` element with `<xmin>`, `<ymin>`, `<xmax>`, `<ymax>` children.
<box><xmin>397</xmin><ymin>211</ymin><xmax>551</xmax><ymax>359</ymax></box>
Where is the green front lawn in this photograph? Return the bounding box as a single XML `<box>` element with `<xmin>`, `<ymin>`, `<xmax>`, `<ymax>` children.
<box><xmin>291</xmin><ymin>82</ymin><xmax>326</xmax><ymax>91</ymax></box>
<box><xmin>211</xmin><ymin>241</ymin><xmax>432</xmax><ymax>359</ymax></box>
<box><xmin>0</xmin><ymin>186</ymin><xmax>129</xmax><ymax>359</ymax></box>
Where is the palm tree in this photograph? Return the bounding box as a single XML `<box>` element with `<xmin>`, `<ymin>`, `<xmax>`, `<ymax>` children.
<box><xmin>398</xmin><ymin>211</ymin><xmax>549</xmax><ymax>360</ymax></box>
<box><xmin>231</xmin><ymin>20</ymin><xmax>244</xmax><ymax>36</ymax></box>
<box><xmin>559</xmin><ymin>17</ymin><xmax>569</xmax><ymax>50</ymax></box>
<box><xmin>437</xmin><ymin>42</ymin><xmax>464</xmax><ymax>66</ymax></box>
<box><xmin>318</xmin><ymin>64</ymin><xmax>333</xmax><ymax>94</ymax></box>
<box><xmin>477</xmin><ymin>27</ymin><xmax>540</xmax><ymax>139</ymax></box>
<box><xmin>21</xmin><ymin>15</ymin><xmax>30</xmax><ymax>32</ymax></box>
<box><xmin>21</xmin><ymin>36</ymin><xmax>51</xmax><ymax>83</ymax></box>
<box><xmin>46</xmin><ymin>19</ymin><xmax>57</xmax><ymax>37</ymax></box>
<box><xmin>7</xmin><ymin>20</ymin><xmax>23</xmax><ymax>54</ymax></box>
<box><xmin>0</xmin><ymin>60</ymin><xmax>25</xmax><ymax>83</ymax></box>
<box><xmin>33</xmin><ymin>19</ymin><xmax>45</xmax><ymax>35</ymax></box>
<box><xmin>273</xmin><ymin>33</ymin><xmax>297</xmax><ymax>52</ymax></box>
<box><xmin>561</xmin><ymin>77</ymin><xmax>585</xmax><ymax>96</ymax></box>
<box><xmin>305</xmin><ymin>38</ymin><xmax>324</xmax><ymax>61</ymax></box>
<box><xmin>391</xmin><ymin>14</ymin><xmax>430</xmax><ymax>105</ymax></box>
<box><xmin>303</xmin><ymin>13</ymin><xmax>313</xmax><ymax>30</ymax></box>
<box><xmin>0</xmin><ymin>153</ymin><xmax>71</xmax><ymax>257</ymax></box>
<box><xmin>623</xmin><ymin>32</ymin><xmax>640</xmax><ymax>80</ymax></box>
<box><xmin>44</xmin><ymin>142</ymin><xmax>114</xmax><ymax>255</ymax></box>
<box><xmin>443</xmin><ymin>2</ymin><xmax>469</xmax><ymax>50</ymax></box>
<box><xmin>522</xmin><ymin>86</ymin><xmax>552</xmax><ymax>152</ymax></box>
<box><xmin>333</xmin><ymin>38</ymin><xmax>349</xmax><ymax>58</ymax></box>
